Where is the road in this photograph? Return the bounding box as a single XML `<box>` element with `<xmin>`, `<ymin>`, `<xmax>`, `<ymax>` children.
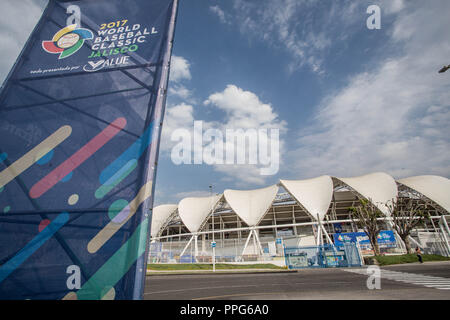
<box><xmin>144</xmin><ymin>261</ymin><xmax>450</xmax><ymax>300</ymax></box>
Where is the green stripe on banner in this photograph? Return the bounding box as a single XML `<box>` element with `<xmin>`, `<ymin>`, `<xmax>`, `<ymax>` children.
<box><xmin>75</xmin><ymin>218</ymin><xmax>148</xmax><ymax>300</ymax></box>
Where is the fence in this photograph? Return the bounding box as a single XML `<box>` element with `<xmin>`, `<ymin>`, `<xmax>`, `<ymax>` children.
<box><xmin>148</xmin><ymin>226</ymin><xmax>450</xmax><ymax>265</ymax></box>
<box><xmin>412</xmin><ymin>231</ymin><xmax>450</xmax><ymax>257</ymax></box>
<box><xmin>284</xmin><ymin>243</ymin><xmax>363</xmax><ymax>269</ymax></box>
<box><xmin>148</xmin><ymin>236</ymin><xmax>288</xmax><ymax>264</ymax></box>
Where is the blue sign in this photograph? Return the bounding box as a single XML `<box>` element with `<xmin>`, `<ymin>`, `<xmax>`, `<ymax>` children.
<box><xmin>211</xmin><ymin>241</ymin><xmax>216</xmax><ymax>248</ymax></box>
<box><xmin>333</xmin><ymin>231</ymin><xmax>396</xmax><ymax>248</ymax></box>
<box><xmin>333</xmin><ymin>223</ymin><xmax>343</xmax><ymax>233</ymax></box>
<box><xmin>0</xmin><ymin>0</ymin><xmax>178</xmax><ymax>300</ymax></box>
<box><xmin>180</xmin><ymin>255</ymin><xmax>195</xmax><ymax>263</ymax></box>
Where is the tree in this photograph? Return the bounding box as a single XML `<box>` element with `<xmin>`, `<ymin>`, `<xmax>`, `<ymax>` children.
<box><xmin>385</xmin><ymin>196</ymin><xmax>429</xmax><ymax>254</ymax></box>
<box><xmin>349</xmin><ymin>199</ymin><xmax>383</xmax><ymax>256</ymax></box>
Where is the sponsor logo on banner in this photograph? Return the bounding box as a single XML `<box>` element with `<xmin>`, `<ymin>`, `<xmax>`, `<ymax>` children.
<box><xmin>334</xmin><ymin>230</ymin><xmax>396</xmax><ymax>248</ymax></box>
<box><xmin>35</xmin><ymin>17</ymin><xmax>159</xmax><ymax>76</ymax></box>
<box><xmin>42</xmin><ymin>24</ymin><xmax>93</xmax><ymax>59</ymax></box>
<box><xmin>83</xmin><ymin>56</ymin><xmax>131</xmax><ymax>72</ymax></box>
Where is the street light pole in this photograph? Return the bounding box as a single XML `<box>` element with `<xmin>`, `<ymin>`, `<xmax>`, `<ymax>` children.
<box><xmin>210</xmin><ymin>185</ymin><xmax>215</xmax><ymax>272</ymax></box>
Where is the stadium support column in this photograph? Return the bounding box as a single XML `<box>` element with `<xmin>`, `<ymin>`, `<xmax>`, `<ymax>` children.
<box><xmin>241</xmin><ymin>228</ymin><xmax>263</xmax><ymax>257</ymax></box>
<box><xmin>292</xmin><ymin>205</ymin><xmax>297</xmax><ymax>236</ymax></box>
<box><xmin>442</xmin><ymin>216</ymin><xmax>450</xmax><ymax>238</ymax></box>
<box><xmin>321</xmin><ymin>225</ymin><xmax>334</xmax><ymax>245</ymax></box>
<box><xmin>315</xmin><ymin>221</ymin><xmax>322</xmax><ymax>246</ymax></box>
<box><xmin>194</xmin><ymin>233</ymin><xmax>198</xmax><ymax>258</ymax></box>
<box><xmin>253</xmin><ymin>229</ymin><xmax>264</xmax><ymax>256</ymax></box>
<box><xmin>241</xmin><ymin>230</ymin><xmax>253</xmax><ymax>257</ymax></box>
<box><xmin>180</xmin><ymin>235</ymin><xmax>194</xmax><ymax>257</ymax></box>
<box><xmin>252</xmin><ymin>230</ymin><xmax>258</xmax><ymax>254</ymax></box>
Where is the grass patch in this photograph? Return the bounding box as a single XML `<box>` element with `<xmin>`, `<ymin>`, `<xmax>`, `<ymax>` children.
<box><xmin>367</xmin><ymin>254</ymin><xmax>450</xmax><ymax>266</ymax></box>
<box><xmin>147</xmin><ymin>263</ymin><xmax>285</xmax><ymax>271</ymax></box>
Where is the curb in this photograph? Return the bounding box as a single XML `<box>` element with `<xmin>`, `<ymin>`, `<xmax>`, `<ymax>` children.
<box><xmin>146</xmin><ymin>269</ymin><xmax>295</xmax><ymax>276</ymax></box>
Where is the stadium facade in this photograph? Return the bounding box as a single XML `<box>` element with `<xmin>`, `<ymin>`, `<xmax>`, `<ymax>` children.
<box><xmin>150</xmin><ymin>173</ymin><xmax>450</xmax><ymax>263</ymax></box>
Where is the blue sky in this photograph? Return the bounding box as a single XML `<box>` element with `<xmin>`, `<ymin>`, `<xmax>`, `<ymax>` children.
<box><xmin>1</xmin><ymin>0</ymin><xmax>449</xmax><ymax>206</ymax></box>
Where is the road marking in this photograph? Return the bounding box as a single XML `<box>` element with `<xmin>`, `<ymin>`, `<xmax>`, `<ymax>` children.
<box><xmin>345</xmin><ymin>268</ymin><xmax>450</xmax><ymax>290</ymax></box>
<box><xmin>192</xmin><ymin>291</ymin><xmax>289</xmax><ymax>300</ymax></box>
<box><xmin>144</xmin><ymin>281</ymin><xmax>354</xmax><ymax>296</ymax></box>
<box><xmin>144</xmin><ymin>284</ymin><xmax>260</xmax><ymax>295</ymax></box>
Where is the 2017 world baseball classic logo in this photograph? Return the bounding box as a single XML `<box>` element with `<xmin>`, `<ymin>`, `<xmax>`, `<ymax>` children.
<box><xmin>42</xmin><ymin>24</ymin><xmax>94</xmax><ymax>59</ymax></box>
<box><xmin>33</xmin><ymin>4</ymin><xmax>160</xmax><ymax>77</ymax></box>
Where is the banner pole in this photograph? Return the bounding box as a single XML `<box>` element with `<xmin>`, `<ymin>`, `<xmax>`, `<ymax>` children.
<box><xmin>132</xmin><ymin>0</ymin><xmax>180</xmax><ymax>300</ymax></box>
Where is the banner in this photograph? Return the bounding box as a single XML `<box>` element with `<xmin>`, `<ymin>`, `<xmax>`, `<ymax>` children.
<box><xmin>0</xmin><ymin>0</ymin><xmax>178</xmax><ymax>300</ymax></box>
<box><xmin>333</xmin><ymin>231</ymin><xmax>397</xmax><ymax>248</ymax></box>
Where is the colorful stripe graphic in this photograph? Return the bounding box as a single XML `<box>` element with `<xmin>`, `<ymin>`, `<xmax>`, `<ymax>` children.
<box><xmin>0</xmin><ymin>153</ymin><xmax>7</xmax><ymax>164</ymax></box>
<box><xmin>0</xmin><ymin>212</ymin><xmax>70</xmax><ymax>284</ymax></box>
<box><xmin>87</xmin><ymin>180</ymin><xmax>153</xmax><ymax>254</ymax></box>
<box><xmin>94</xmin><ymin>159</ymin><xmax>137</xmax><ymax>199</ymax></box>
<box><xmin>29</xmin><ymin>118</ymin><xmax>126</xmax><ymax>199</ymax></box>
<box><xmin>63</xmin><ymin>218</ymin><xmax>149</xmax><ymax>300</ymax></box>
<box><xmin>99</xmin><ymin>122</ymin><xmax>155</xmax><ymax>185</ymax></box>
<box><xmin>0</xmin><ymin>126</ymin><xmax>72</xmax><ymax>189</ymax></box>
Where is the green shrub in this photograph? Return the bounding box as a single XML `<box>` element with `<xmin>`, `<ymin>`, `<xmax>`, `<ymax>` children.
<box><xmin>367</xmin><ymin>254</ymin><xmax>450</xmax><ymax>266</ymax></box>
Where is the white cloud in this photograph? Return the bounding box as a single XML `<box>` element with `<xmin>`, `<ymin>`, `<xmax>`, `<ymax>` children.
<box><xmin>0</xmin><ymin>0</ymin><xmax>47</xmax><ymax>85</ymax></box>
<box><xmin>162</xmin><ymin>83</ymin><xmax>287</xmax><ymax>185</ymax></box>
<box><xmin>203</xmin><ymin>85</ymin><xmax>287</xmax><ymax>185</ymax></box>
<box><xmin>209</xmin><ymin>5</ymin><xmax>228</xmax><ymax>24</ymax></box>
<box><xmin>160</xmin><ymin>102</ymin><xmax>195</xmax><ymax>152</ymax></box>
<box><xmin>383</xmin><ymin>0</ymin><xmax>405</xmax><ymax>14</ymax></box>
<box><xmin>289</xmin><ymin>0</ymin><xmax>450</xmax><ymax>179</ymax></box>
<box><xmin>174</xmin><ymin>190</ymin><xmax>213</xmax><ymax>199</ymax></box>
<box><xmin>204</xmin><ymin>84</ymin><xmax>287</xmax><ymax>131</ymax></box>
<box><xmin>170</xmin><ymin>55</ymin><xmax>192</xmax><ymax>82</ymax></box>
<box><xmin>230</xmin><ymin>0</ymin><xmax>413</xmax><ymax>75</ymax></box>
<box><xmin>168</xmin><ymin>83</ymin><xmax>194</xmax><ymax>102</ymax></box>
<box><xmin>213</xmin><ymin>164</ymin><xmax>268</xmax><ymax>185</ymax></box>
<box><xmin>231</xmin><ymin>0</ymin><xmax>341</xmax><ymax>74</ymax></box>
<box><xmin>155</xmin><ymin>189</ymin><xmax>216</xmax><ymax>206</ymax></box>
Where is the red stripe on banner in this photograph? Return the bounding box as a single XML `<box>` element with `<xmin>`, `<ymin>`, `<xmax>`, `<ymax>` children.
<box><xmin>29</xmin><ymin>118</ymin><xmax>127</xmax><ymax>199</ymax></box>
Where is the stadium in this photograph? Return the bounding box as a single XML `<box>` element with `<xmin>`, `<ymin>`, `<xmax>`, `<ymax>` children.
<box><xmin>149</xmin><ymin>172</ymin><xmax>450</xmax><ymax>265</ymax></box>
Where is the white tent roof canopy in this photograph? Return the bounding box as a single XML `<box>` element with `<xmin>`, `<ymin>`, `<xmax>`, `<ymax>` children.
<box><xmin>178</xmin><ymin>194</ymin><xmax>222</xmax><ymax>233</ymax></box>
<box><xmin>224</xmin><ymin>184</ymin><xmax>279</xmax><ymax>227</ymax></box>
<box><xmin>151</xmin><ymin>204</ymin><xmax>178</xmax><ymax>237</ymax></box>
<box><xmin>280</xmin><ymin>175</ymin><xmax>333</xmax><ymax>221</ymax></box>
<box><xmin>153</xmin><ymin>172</ymin><xmax>449</xmax><ymax>237</ymax></box>
<box><xmin>397</xmin><ymin>175</ymin><xmax>450</xmax><ymax>213</ymax></box>
<box><xmin>333</xmin><ymin>172</ymin><xmax>398</xmax><ymax>216</ymax></box>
